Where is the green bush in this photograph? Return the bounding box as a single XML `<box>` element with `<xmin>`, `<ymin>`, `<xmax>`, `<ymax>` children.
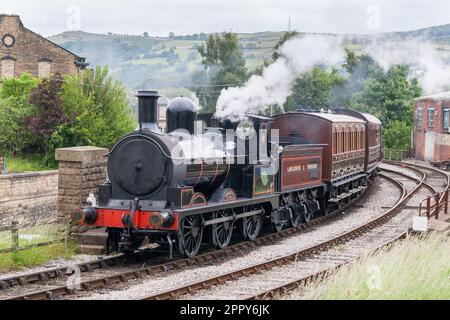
<box><xmin>0</xmin><ymin>68</ymin><xmax>135</xmax><ymax>170</ymax></box>
<box><xmin>54</xmin><ymin>66</ymin><xmax>136</xmax><ymax>152</ymax></box>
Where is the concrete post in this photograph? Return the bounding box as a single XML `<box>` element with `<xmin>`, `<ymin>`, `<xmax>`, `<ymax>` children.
<box><xmin>55</xmin><ymin>146</ymin><xmax>108</xmax><ymax>225</ymax></box>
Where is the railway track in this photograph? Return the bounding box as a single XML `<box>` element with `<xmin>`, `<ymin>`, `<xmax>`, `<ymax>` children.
<box><xmin>156</xmin><ymin>161</ymin><xmax>446</xmax><ymax>301</ymax></box>
<box><xmin>2</xmin><ymin>180</ymin><xmax>374</xmax><ymax>300</ymax></box>
<box><xmin>139</xmin><ymin>171</ymin><xmax>416</xmax><ymax>300</ymax></box>
<box><xmin>3</xmin><ymin>161</ymin><xmax>444</xmax><ymax>300</ymax></box>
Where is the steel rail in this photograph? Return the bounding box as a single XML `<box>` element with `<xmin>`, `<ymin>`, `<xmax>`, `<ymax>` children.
<box><xmin>4</xmin><ymin>178</ymin><xmax>375</xmax><ymax>300</ymax></box>
<box><xmin>245</xmin><ymin>231</ymin><xmax>408</xmax><ymax>300</ymax></box>
<box><xmin>139</xmin><ymin>171</ymin><xmax>417</xmax><ymax>300</ymax></box>
<box><xmin>383</xmin><ymin>160</ymin><xmax>450</xmax><ymax>217</ymax></box>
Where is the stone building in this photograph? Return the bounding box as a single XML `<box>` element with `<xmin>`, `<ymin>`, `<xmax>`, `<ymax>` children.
<box><xmin>413</xmin><ymin>92</ymin><xmax>450</xmax><ymax>162</ymax></box>
<box><xmin>0</xmin><ymin>14</ymin><xmax>87</xmax><ymax>79</ymax></box>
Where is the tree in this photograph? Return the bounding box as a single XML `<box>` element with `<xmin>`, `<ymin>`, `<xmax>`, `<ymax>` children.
<box><xmin>0</xmin><ymin>97</ymin><xmax>34</xmax><ymax>154</ymax></box>
<box><xmin>285</xmin><ymin>67</ymin><xmax>344</xmax><ymax>111</ymax></box>
<box><xmin>27</xmin><ymin>74</ymin><xmax>68</xmax><ymax>156</ymax></box>
<box><xmin>0</xmin><ymin>74</ymin><xmax>39</xmax><ymax>154</ymax></box>
<box><xmin>169</xmin><ymin>32</ymin><xmax>175</xmax><ymax>38</ymax></box>
<box><xmin>53</xmin><ymin>66</ymin><xmax>136</xmax><ymax>154</ymax></box>
<box><xmin>350</xmin><ymin>65</ymin><xmax>421</xmax><ymax>126</ymax></box>
<box><xmin>196</xmin><ymin>32</ymin><xmax>248</xmax><ymax>112</ymax></box>
<box><xmin>272</xmin><ymin>31</ymin><xmax>298</xmax><ymax>61</ymax></box>
<box><xmin>143</xmin><ymin>32</ymin><xmax>149</xmax><ymax>38</ymax></box>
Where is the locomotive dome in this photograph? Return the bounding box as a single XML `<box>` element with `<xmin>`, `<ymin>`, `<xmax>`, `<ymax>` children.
<box><xmin>166</xmin><ymin>97</ymin><xmax>197</xmax><ymax>134</ymax></box>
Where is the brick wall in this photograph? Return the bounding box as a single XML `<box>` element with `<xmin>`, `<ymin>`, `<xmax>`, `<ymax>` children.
<box><xmin>414</xmin><ymin>98</ymin><xmax>450</xmax><ymax>162</ymax></box>
<box><xmin>0</xmin><ymin>15</ymin><xmax>82</xmax><ymax>78</ymax></box>
<box><xmin>0</xmin><ymin>171</ymin><xmax>58</xmax><ymax>226</ymax></box>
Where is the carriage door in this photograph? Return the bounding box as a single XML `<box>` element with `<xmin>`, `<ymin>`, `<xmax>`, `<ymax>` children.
<box><xmin>424</xmin><ymin>131</ymin><xmax>435</xmax><ymax>161</ymax></box>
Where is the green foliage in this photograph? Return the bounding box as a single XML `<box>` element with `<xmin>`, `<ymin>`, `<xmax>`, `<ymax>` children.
<box><xmin>0</xmin><ymin>73</ymin><xmax>39</xmax><ymax>101</ymax></box>
<box><xmin>288</xmin><ymin>233</ymin><xmax>450</xmax><ymax>300</ymax></box>
<box><xmin>196</xmin><ymin>32</ymin><xmax>248</xmax><ymax>113</ymax></box>
<box><xmin>53</xmin><ymin>66</ymin><xmax>136</xmax><ymax>155</ymax></box>
<box><xmin>0</xmin><ymin>97</ymin><xmax>34</xmax><ymax>154</ymax></box>
<box><xmin>0</xmin><ymin>74</ymin><xmax>39</xmax><ymax>154</ymax></box>
<box><xmin>0</xmin><ymin>242</ymin><xmax>78</xmax><ymax>272</ymax></box>
<box><xmin>272</xmin><ymin>31</ymin><xmax>298</xmax><ymax>61</ymax></box>
<box><xmin>285</xmin><ymin>67</ymin><xmax>344</xmax><ymax>111</ymax></box>
<box><xmin>382</xmin><ymin>120</ymin><xmax>413</xmax><ymax>149</ymax></box>
<box><xmin>0</xmin><ymin>67</ymin><xmax>135</xmax><ymax>169</ymax></box>
<box><xmin>5</xmin><ymin>154</ymin><xmax>51</xmax><ymax>172</ymax></box>
<box><xmin>350</xmin><ymin>65</ymin><xmax>421</xmax><ymax>126</ymax></box>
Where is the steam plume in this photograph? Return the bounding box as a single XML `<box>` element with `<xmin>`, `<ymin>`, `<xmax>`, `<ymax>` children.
<box><xmin>215</xmin><ymin>35</ymin><xmax>345</xmax><ymax>121</ymax></box>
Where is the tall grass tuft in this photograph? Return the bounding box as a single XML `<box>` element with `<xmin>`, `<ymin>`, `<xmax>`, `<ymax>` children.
<box><xmin>289</xmin><ymin>232</ymin><xmax>450</xmax><ymax>300</ymax></box>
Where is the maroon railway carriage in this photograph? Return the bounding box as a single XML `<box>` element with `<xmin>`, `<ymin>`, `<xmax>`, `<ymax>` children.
<box><xmin>335</xmin><ymin>109</ymin><xmax>382</xmax><ymax>175</ymax></box>
<box><xmin>73</xmin><ymin>92</ymin><xmax>379</xmax><ymax>258</ymax></box>
<box><xmin>271</xmin><ymin>112</ymin><xmax>369</xmax><ymax>206</ymax></box>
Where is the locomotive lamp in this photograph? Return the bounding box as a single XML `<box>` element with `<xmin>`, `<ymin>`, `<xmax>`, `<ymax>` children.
<box><xmin>72</xmin><ymin>207</ymin><xmax>98</xmax><ymax>225</ymax></box>
<box><xmin>149</xmin><ymin>211</ymin><xmax>175</xmax><ymax>228</ymax></box>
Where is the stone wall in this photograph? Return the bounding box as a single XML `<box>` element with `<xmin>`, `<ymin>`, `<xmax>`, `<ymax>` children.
<box><xmin>0</xmin><ymin>171</ymin><xmax>58</xmax><ymax>226</ymax></box>
<box><xmin>0</xmin><ymin>14</ymin><xmax>83</xmax><ymax>78</ymax></box>
<box><xmin>55</xmin><ymin>147</ymin><xmax>108</xmax><ymax>223</ymax></box>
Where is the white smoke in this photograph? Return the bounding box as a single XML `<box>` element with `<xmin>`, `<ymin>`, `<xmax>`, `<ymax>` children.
<box><xmin>215</xmin><ymin>35</ymin><xmax>345</xmax><ymax>121</ymax></box>
<box><xmin>366</xmin><ymin>38</ymin><xmax>450</xmax><ymax>94</ymax></box>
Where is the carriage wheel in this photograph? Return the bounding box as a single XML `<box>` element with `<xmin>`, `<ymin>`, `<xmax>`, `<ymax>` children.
<box><xmin>289</xmin><ymin>207</ymin><xmax>301</xmax><ymax>228</ymax></box>
<box><xmin>212</xmin><ymin>209</ymin><xmax>234</xmax><ymax>249</ymax></box>
<box><xmin>242</xmin><ymin>207</ymin><xmax>263</xmax><ymax>241</ymax></box>
<box><xmin>180</xmin><ymin>214</ymin><xmax>203</xmax><ymax>258</ymax></box>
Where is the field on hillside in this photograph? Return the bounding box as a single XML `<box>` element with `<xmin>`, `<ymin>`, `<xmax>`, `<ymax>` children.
<box><xmin>50</xmin><ymin>31</ymin><xmax>284</xmax><ymax>90</ymax></box>
<box><xmin>49</xmin><ymin>25</ymin><xmax>450</xmax><ymax>92</ymax></box>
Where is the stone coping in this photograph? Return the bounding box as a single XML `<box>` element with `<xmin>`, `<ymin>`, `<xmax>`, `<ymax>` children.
<box><xmin>0</xmin><ymin>170</ymin><xmax>58</xmax><ymax>180</ymax></box>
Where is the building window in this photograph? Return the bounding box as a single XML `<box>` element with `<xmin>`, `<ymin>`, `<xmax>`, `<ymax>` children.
<box><xmin>1</xmin><ymin>57</ymin><xmax>15</xmax><ymax>78</ymax></box>
<box><xmin>416</xmin><ymin>107</ymin><xmax>423</xmax><ymax>129</ymax></box>
<box><xmin>443</xmin><ymin>108</ymin><xmax>450</xmax><ymax>130</ymax></box>
<box><xmin>38</xmin><ymin>59</ymin><xmax>52</xmax><ymax>78</ymax></box>
<box><xmin>427</xmin><ymin>108</ymin><xmax>435</xmax><ymax>129</ymax></box>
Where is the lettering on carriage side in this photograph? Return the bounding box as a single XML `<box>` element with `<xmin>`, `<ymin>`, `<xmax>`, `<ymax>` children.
<box><xmin>287</xmin><ymin>165</ymin><xmax>303</xmax><ymax>173</ymax></box>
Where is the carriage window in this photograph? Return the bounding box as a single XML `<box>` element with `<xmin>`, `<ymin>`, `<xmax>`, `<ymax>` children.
<box><xmin>332</xmin><ymin>131</ymin><xmax>337</xmax><ymax>154</ymax></box>
<box><xmin>348</xmin><ymin>132</ymin><xmax>353</xmax><ymax>151</ymax></box>
<box><xmin>356</xmin><ymin>131</ymin><xmax>360</xmax><ymax>150</ymax></box>
<box><xmin>344</xmin><ymin>131</ymin><xmax>347</xmax><ymax>153</ymax></box>
<box><xmin>427</xmin><ymin>108</ymin><xmax>435</xmax><ymax>129</ymax></box>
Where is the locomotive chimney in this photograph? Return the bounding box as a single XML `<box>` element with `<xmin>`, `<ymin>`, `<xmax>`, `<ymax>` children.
<box><xmin>136</xmin><ymin>90</ymin><xmax>160</xmax><ymax>132</ymax></box>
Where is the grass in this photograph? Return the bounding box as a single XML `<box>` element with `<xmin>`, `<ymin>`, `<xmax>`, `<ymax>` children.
<box><xmin>4</xmin><ymin>155</ymin><xmax>54</xmax><ymax>173</ymax></box>
<box><xmin>0</xmin><ymin>242</ymin><xmax>78</xmax><ymax>272</ymax></box>
<box><xmin>288</xmin><ymin>232</ymin><xmax>450</xmax><ymax>300</ymax></box>
<box><xmin>0</xmin><ymin>224</ymin><xmax>61</xmax><ymax>251</ymax></box>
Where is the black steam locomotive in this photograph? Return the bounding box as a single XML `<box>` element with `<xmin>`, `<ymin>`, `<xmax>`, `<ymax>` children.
<box><xmin>73</xmin><ymin>91</ymin><xmax>381</xmax><ymax>258</ymax></box>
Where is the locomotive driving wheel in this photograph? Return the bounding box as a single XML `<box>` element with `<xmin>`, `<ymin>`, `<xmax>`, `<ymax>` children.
<box><xmin>212</xmin><ymin>209</ymin><xmax>234</xmax><ymax>249</ymax></box>
<box><xmin>180</xmin><ymin>214</ymin><xmax>204</xmax><ymax>258</ymax></box>
<box><xmin>289</xmin><ymin>206</ymin><xmax>301</xmax><ymax>228</ymax></box>
<box><xmin>242</xmin><ymin>206</ymin><xmax>263</xmax><ymax>241</ymax></box>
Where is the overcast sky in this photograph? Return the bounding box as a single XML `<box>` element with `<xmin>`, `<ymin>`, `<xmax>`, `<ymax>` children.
<box><xmin>2</xmin><ymin>0</ymin><xmax>450</xmax><ymax>37</ymax></box>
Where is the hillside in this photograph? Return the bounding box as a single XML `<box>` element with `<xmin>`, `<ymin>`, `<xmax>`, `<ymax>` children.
<box><xmin>49</xmin><ymin>31</ymin><xmax>284</xmax><ymax>91</ymax></box>
<box><xmin>48</xmin><ymin>24</ymin><xmax>450</xmax><ymax>91</ymax></box>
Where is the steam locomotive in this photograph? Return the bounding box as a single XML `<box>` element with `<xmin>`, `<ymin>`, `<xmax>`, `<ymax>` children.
<box><xmin>73</xmin><ymin>91</ymin><xmax>382</xmax><ymax>258</ymax></box>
